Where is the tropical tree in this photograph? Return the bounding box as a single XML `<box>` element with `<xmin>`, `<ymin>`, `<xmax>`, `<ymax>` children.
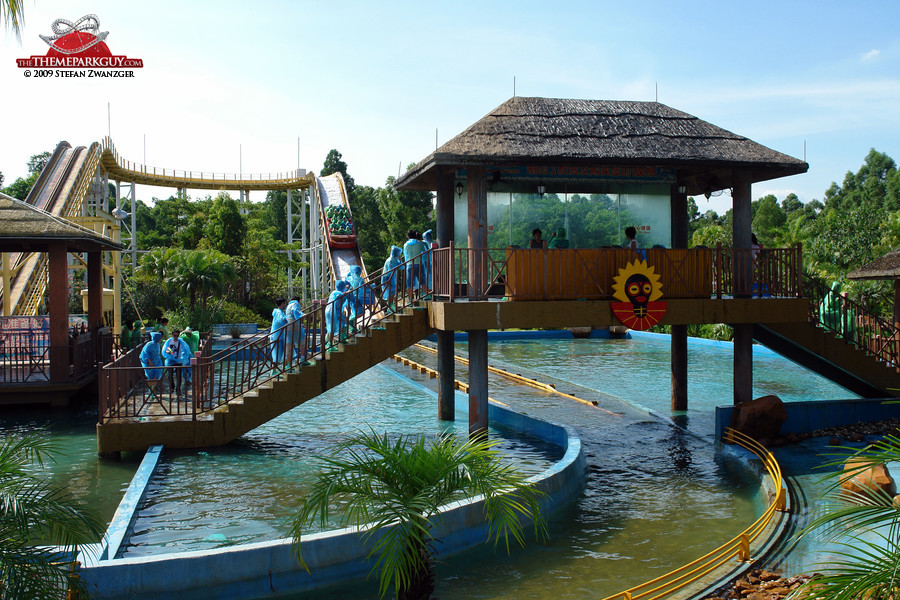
<box><xmin>172</xmin><ymin>249</ymin><xmax>236</xmax><ymax>311</ymax></box>
<box><xmin>291</xmin><ymin>430</ymin><xmax>547</xmax><ymax>600</ymax></box>
<box><xmin>204</xmin><ymin>193</ymin><xmax>245</xmax><ymax>256</ymax></box>
<box><xmin>1</xmin><ymin>0</ymin><xmax>24</xmax><ymax>39</ymax></box>
<box><xmin>0</xmin><ymin>433</ymin><xmax>104</xmax><ymax>599</ymax></box>
<box><xmin>791</xmin><ymin>434</ymin><xmax>900</xmax><ymax>600</ymax></box>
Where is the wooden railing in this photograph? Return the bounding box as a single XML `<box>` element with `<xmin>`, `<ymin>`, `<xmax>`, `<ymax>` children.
<box><xmin>0</xmin><ymin>326</ymin><xmax>108</xmax><ymax>384</ymax></box>
<box><xmin>98</xmin><ymin>253</ymin><xmax>432</xmax><ymax>423</ymax></box>
<box><xmin>432</xmin><ymin>244</ymin><xmax>803</xmax><ymax>301</ymax></box>
<box><xmin>803</xmin><ymin>274</ymin><xmax>900</xmax><ymax>369</ymax></box>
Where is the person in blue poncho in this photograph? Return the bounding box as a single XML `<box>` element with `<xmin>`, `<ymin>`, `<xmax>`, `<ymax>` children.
<box><xmin>381</xmin><ymin>246</ymin><xmax>403</xmax><ymax>308</ymax></box>
<box><xmin>325</xmin><ymin>280</ymin><xmax>348</xmax><ymax>349</ymax></box>
<box><xmin>140</xmin><ymin>331</ymin><xmax>163</xmax><ymax>382</ymax></box>
<box><xmin>270</xmin><ymin>298</ymin><xmax>288</xmax><ymax>364</ymax></box>
<box><xmin>345</xmin><ymin>265</ymin><xmax>368</xmax><ymax>331</ymax></box>
<box><xmin>422</xmin><ymin>229</ymin><xmax>437</xmax><ymax>292</ymax></box>
<box><xmin>285</xmin><ymin>296</ymin><xmax>308</xmax><ymax>366</ymax></box>
<box><xmin>403</xmin><ymin>230</ymin><xmax>427</xmax><ymax>301</ymax></box>
<box><xmin>163</xmin><ymin>329</ymin><xmax>192</xmax><ymax>395</ymax></box>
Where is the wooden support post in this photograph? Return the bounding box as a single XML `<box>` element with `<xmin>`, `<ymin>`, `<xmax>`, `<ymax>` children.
<box><xmin>732</xmin><ymin>174</ymin><xmax>752</xmax><ymax>298</ymax></box>
<box><xmin>437</xmin><ymin>330</ymin><xmax>455</xmax><ymax>421</ymax></box>
<box><xmin>734</xmin><ymin>323</ymin><xmax>753</xmax><ymax>405</ymax></box>
<box><xmin>1</xmin><ymin>252</ymin><xmax>10</xmax><ymax>316</ymax></box>
<box><xmin>466</xmin><ymin>166</ymin><xmax>487</xmax><ymax>300</ymax></box>
<box><xmin>468</xmin><ymin>329</ymin><xmax>489</xmax><ymax>438</ymax></box>
<box><xmin>671</xmin><ymin>183</ymin><xmax>689</xmax><ymax>410</ymax></box>
<box><xmin>671</xmin><ymin>324</ymin><xmax>688</xmax><ymax>411</ymax></box>
<box><xmin>48</xmin><ymin>242</ymin><xmax>69</xmax><ymax>382</ymax></box>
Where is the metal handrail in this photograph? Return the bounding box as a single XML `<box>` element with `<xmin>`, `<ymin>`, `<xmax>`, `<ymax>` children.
<box><xmin>98</xmin><ymin>251</ymin><xmax>433</xmax><ymax>422</ymax></box>
<box><xmin>601</xmin><ymin>428</ymin><xmax>785</xmax><ymax>600</ymax></box>
<box><xmin>803</xmin><ymin>273</ymin><xmax>900</xmax><ymax>368</ymax></box>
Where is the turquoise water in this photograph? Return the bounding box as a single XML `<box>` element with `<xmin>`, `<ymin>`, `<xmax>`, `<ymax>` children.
<box><xmin>0</xmin><ymin>333</ymin><xmax>860</xmax><ymax>598</ymax></box>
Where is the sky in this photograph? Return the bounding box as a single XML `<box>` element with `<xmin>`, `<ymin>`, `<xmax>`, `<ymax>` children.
<box><xmin>2</xmin><ymin>0</ymin><xmax>899</xmax><ymax>216</ymax></box>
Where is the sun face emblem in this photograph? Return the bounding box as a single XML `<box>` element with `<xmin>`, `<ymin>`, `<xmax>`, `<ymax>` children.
<box><xmin>611</xmin><ymin>259</ymin><xmax>667</xmax><ymax>330</ymax></box>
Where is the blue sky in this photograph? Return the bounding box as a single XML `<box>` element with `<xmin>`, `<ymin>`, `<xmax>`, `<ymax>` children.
<box><xmin>2</xmin><ymin>0</ymin><xmax>898</xmax><ymax>215</ymax></box>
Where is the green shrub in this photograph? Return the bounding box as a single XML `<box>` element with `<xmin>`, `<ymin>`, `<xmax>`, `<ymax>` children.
<box><xmin>221</xmin><ymin>301</ymin><xmax>268</xmax><ymax>328</ymax></box>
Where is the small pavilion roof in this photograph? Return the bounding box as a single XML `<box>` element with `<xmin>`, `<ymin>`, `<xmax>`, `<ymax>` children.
<box><xmin>395</xmin><ymin>97</ymin><xmax>808</xmax><ymax>194</ymax></box>
<box><xmin>847</xmin><ymin>249</ymin><xmax>900</xmax><ymax>281</ymax></box>
<box><xmin>0</xmin><ymin>194</ymin><xmax>123</xmax><ymax>253</ymax></box>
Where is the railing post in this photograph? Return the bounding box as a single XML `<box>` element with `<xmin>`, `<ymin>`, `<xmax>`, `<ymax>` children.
<box><xmin>738</xmin><ymin>533</ymin><xmax>751</xmax><ymax>561</ymax></box>
<box><xmin>449</xmin><ymin>241</ymin><xmax>455</xmax><ymax>302</ymax></box>
<box><xmin>715</xmin><ymin>242</ymin><xmax>723</xmax><ymax>299</ymax></box>
<box><xmin>795</xmin><ymin>243</ymin><xmax>803</xmax><ymax>298</ymax></box>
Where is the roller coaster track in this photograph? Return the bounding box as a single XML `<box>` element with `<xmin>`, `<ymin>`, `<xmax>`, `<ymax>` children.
<box><xmin>99</xmin><ymin>137</ymin><xmax>315</xmax><ymax>191</ymax></box>
<box><xmin>3</xmin><ymin>140</ymin><xmax>101</xmax><ymax>316</ymax></box>
<box><xmin>315</xmin><ymin>172</ymin><xmax>367</xmax><ymax>281</ymax></box>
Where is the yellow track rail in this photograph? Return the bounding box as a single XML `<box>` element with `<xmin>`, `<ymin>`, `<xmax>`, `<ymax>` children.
<box><xmin>411</xmin><ymin>343</ymin><xmax>620</xmax><ymax>414</ymax></box>
<box><xmin>602</xmin><ymin>428</ymin><xmax>787</xmax><ymax>600</ymax></box>
<box><xmin>390</xmin><ymin>355</ymin><xmax>509</xmax><ymax>407</ymax></box>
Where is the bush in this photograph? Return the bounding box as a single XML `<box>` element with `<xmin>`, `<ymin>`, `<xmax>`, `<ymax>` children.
<box><xmin>166</xmin><ymin>305</ymin><xmax>224</xmax><ymax>333</ymax></box>
<box><xmin>221</xmin><ymin>301</ymin><xmax>268</xmax><ymax>328</ymax></box>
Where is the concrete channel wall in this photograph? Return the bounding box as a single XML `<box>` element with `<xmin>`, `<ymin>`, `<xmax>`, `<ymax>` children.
<box><xmin>80</xmin><ymin>387</ymin><xmax>587</xmax><ymax>599</ymax></box>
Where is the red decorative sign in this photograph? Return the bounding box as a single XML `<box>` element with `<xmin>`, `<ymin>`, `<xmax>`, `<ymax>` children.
<box><xmin>611</xmin><ymin>259</ymin><xmax>667</xmax><ymax>330</ymax></box>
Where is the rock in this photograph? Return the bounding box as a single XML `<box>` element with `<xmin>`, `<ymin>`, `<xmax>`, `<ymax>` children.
<box><xmin>568</xmin><ymin>326</ymin><xmax>593</xmax><ymax>338</ymax></box>
<box><xmin>730</xmin><ymin>395</ymin><xmax>787</xmax><ymax>441</ymax></box>
<box><xmin>893</xmin><ymin>494</ymin><xmax>900</xmax><ymax>507</ymax></box>
<box><xmin>829</xmin><ymin>437</ymin><xmax>842</xmax><ymax>446</ymax></box>
<box><xmin>841</xmin><ymin>460</ymin><xmax>897</xmax><ymax>498</ymax></box>
<box><xmin>758</xmin><ymin>571</ymin><xmax>780</xmax><ymax>582</ymax></box>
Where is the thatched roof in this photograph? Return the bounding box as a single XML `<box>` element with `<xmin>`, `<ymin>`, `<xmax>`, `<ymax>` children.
<box><xmin>0</xmin><ymin>194</ymin><xmax>123</xmax><ymax>252</ymax></box>
<box><xmin>396</xmin><ymin>97</ymin><xmax>808</xmax><ymax>193</ymax></box>
<box><xmin>847</xmin><ymin>250</ymin><xmax>900</xmax><ymax>281</ymax></box>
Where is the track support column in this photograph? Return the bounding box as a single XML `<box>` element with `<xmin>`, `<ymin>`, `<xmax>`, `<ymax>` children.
<box><xmin>437</xmin><ymin>331</ymin><xmax>455</xmax><ymax>421</ymax></box>
<box><xmin>468</xmin><ymin>329</ymin><xmax>488</xmax><ymax>438</ymax></box>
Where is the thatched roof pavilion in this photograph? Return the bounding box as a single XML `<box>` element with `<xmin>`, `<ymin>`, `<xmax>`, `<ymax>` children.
<box><xmin>0</xmin><ymin>194</ymin><xmax>121</xmax><ymax>383</ymax></box>
<box><xmin>394</xmin><ymin>96</ymin><xmax>811</xmax><ymax>425</ymax></box>
<box><xmin>0</xmin><ymin>194</ymin><xmax>122</xmax><ymax>253</ymax></box>
<box><xmin>396</xmin><ymin>97</ymin><xmax>808</xmax><ymax>195</ymax></box>
<box><xmin>847</xmin><ymin>249</ymin><xmax>900</xmax><ymax>325</ymax></box>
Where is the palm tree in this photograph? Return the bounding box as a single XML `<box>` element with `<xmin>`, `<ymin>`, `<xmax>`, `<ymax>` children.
<box><xmin>291</xmin><ymin>430</ymin><xmax>547</xmax><ymax>600</ymax></box>
<box><xmin>173</xmin><ymin>250</ymin><xmax>235</xmax><ymax>311</ymax></box>
<box><xmin>0</xmin><ymin>433</ymin><xmax>104</xmax><ymax>599</ymax></box>
<box><xmin>1</xmin><ymin>0</ymin><xmax>24</xmax><ymax>39</ymax></box>
<box><xmin>790</xmin><ymin>433</ymin><xmax>900</xmax><ymax>600</ymax></box>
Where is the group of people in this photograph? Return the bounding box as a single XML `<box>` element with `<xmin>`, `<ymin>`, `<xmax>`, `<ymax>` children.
<box><xmin>269</xmin><ymin>296</ymin><xmax>309</xmax><ymax>368</ymax></box>
<box><xmin>138</xmin><ymin>320</ymin><xmax>201</xmax><ymax>397</ymax></box>
<box><xmin>529</xmin><ymin>228</ymin><xmax>569</xmax><ymax>249</ymax></box>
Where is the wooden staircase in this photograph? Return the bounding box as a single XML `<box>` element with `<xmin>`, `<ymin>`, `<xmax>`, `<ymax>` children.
<box><xmin>96</xmin><ymin>306</ymin><xmax>434</xmax><ymax>453</ymax></box>
<box><xmin>754</xmin><ymin>321</ymin><xmax>900</xmax><ymax>398</ymax></box>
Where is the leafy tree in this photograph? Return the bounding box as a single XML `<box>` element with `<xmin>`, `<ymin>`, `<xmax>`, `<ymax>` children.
<box><xmin>204</xmin><ymin>193</ymin><xmax>245</xmax><ymax>256</ymax></box>
<box><xmin>291</xmin><ymin>430</ymin><xmax>547</xmax><ymax>600</ymax></box>
<box><xmin>1</xmin><ymin>150</ymin><xmax>50</xmax><ymax>200</ymax></box>
<box><xmin>781</xmin><ymin>193</ymin><xmax>802</xmax><ymax>214</ymax></box>
<box><xmin>172</xmin><ymin>249</ymin><xmax>236</xmax><ymax>311</ymax></box>
<box><xmin>0</xmin><ymin>171</ymin><xmax>4</xmax><ymax>189</ymax></box>
<box><xmin>0</xmin><ymin>433</ymin><xmax>104</xmax><ymax>599</ymax></box>
<box><xmin>351</xmin><ymin>184</ymin><xmax>389</xmax><ymax>271</ymax></box>
<box><xmin>751</xmin><ymin>194</ymin><xmax>786</xmax><ymax>246</ymax></box>
<box><xmin>321</xmin><ymin>149</ymin><xmax>355</xmax><ymax>194</ymax></box>
<box><xmin>377</xmin><ymin>173</ymin><xmax>434</xmax><ymax>250</ymax></box>
<box><xmin>26</xmin><ymin>152</ymin><xmax>51</xmax><ymax>176</ymax></box>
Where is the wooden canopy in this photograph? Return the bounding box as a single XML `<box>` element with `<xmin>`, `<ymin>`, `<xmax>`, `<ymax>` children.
<box><xmin>396</xmin><ymin>97</ymin><xmax>808</xmax><ymax>194</ymax></box>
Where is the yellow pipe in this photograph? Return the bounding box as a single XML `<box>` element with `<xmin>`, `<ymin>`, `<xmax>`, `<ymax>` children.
<box><xmin>412</xmin><ymin>343</ymin><xmax>619</xmax><ymax>414</ymax></box>
<box><xmin>391</xmin><ymin>355</ymin><xmax>508</xmax><ymax>407</ymax></box>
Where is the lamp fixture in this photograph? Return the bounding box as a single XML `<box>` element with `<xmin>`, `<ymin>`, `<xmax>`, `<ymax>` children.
<box><xmin>537</xmin><ymin>184</ymin><xmax>546</xmax><ymax>198</ymax></box>
<box><xmin>677</xmin><ymin>185</ymin><xmax>686</xmax><ymax>195</ymax></box>
<box><xmin>455</xmin><ymin>181</ymin><xmax>464</xmax><ymax>198</ymax></box>
<box><xmin>112</xmin><ymin>207</ymin><xmax>129</xmax><ymax>220</ymax></box>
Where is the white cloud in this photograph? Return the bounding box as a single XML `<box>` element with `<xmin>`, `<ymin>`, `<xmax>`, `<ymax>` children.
<box><xmin>861</xmin><ymin>49</ymin><xmax>880</xmax><ymax>61</ymax></box>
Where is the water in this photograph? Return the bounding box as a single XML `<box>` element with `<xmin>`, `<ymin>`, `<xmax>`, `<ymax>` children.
<box><xmin>124</xmin><ymin>367</ymin><xmax>562</xmax><ymax>556</ymax></box>
<box><xmin>0</xmin><ymin>333</ymin><xmax>858</xmax><ymax>599</ymax></box>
